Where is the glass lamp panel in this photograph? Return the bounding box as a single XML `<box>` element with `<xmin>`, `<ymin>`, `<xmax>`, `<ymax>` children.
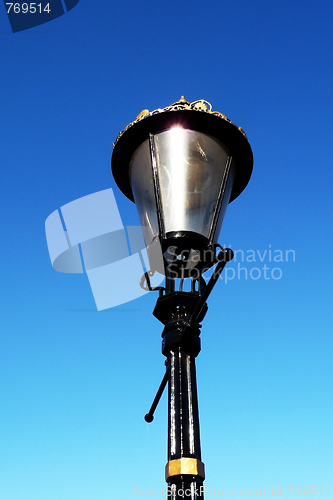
<box><xmin>129</xmin><ymin>139</ymin><xmax>159</xmax><ymax>248</ymax></box>
<box><xmin>154</xmin><ymin>128</ymin><xmax>230</xmax><ymax>238</ymax></box>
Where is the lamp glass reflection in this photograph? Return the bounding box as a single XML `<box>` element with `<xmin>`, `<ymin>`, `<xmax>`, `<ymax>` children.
<box><xmin>130</xmin><ymin>127</ymin><xmax>233</xmax><ymax>249</ymax></box>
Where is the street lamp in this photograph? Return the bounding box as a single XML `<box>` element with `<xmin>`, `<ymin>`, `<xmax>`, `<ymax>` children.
<box><xmin>111</xmin><ymin>97</ymin><xmax>253</xmax><ymax>499</ymax></box>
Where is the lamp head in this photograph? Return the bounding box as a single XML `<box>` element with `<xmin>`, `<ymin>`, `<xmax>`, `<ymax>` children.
<box><xmin>111</xmin><ymin>97</ymin><xmax>253</xmax><ymax>278</ymax></box>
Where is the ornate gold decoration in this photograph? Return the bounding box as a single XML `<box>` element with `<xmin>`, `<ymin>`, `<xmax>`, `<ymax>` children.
<box><xmin>165</xmin><ymin>457</ymin><xmax>205</xmax><ymax>481</ymax></box>
<box><xmin>113</xmin><ymin>96</ymin><xmax>247</xmax><ymax>147</ymax></box>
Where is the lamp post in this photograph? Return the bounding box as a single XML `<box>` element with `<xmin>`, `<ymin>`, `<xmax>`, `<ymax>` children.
<box><xmin>111</xmin><ymin>97</ymin><xmax>253</xmax><ymax>499</ymax></box>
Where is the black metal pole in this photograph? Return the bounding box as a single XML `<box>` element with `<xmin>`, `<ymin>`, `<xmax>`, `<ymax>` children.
<box><xmin>154</xmin><ymin>251</ymin><xmax>235</xmax><ymax>499</ymax></box>
<box><xmin>166</xmin><ymin>347</ymin><xmax>205</xmax><ymax>499</ymax></box>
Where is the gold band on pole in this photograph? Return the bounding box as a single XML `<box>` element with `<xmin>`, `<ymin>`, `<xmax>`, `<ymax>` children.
<box><xmin>165</xmin><ymin>458</ymin><xmax>205</xmax><ymax>481</ymax></box>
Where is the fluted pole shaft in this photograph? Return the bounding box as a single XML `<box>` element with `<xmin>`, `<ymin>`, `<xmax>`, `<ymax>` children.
<box><xmin>166</xmin><ymin>347</ymin><xmax>205</xmax><ymax>499</ymax></box>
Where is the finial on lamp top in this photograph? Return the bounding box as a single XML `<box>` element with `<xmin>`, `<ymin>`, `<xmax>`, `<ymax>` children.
<box><xmin>113</xmin><ymin>96</ymin><xmax>248</xmax><ymax>147</ymax></box>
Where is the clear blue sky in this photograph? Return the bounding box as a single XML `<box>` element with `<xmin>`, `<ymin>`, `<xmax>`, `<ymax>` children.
<box><xmin>1</xmin><ymin>1</ymin><xmax>332</xmax><ymax>499</ymax></box>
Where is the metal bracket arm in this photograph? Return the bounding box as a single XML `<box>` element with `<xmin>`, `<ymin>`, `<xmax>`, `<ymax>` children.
<box><xmin>144</xmin><ymin>367</ymin><xmax>168</xmax><ymax>423</ymax></box>
<box><xmin>191</xmin><ymin>248</ymin><xmax>234</xmax><ymax>326</ymax></box>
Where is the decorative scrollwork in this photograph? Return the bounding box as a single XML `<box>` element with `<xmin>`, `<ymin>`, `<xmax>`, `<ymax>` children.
<box><xmin>113</xmin><ymin>96</ymin><xmax>247</xmax><ymax>147</ymax></box>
